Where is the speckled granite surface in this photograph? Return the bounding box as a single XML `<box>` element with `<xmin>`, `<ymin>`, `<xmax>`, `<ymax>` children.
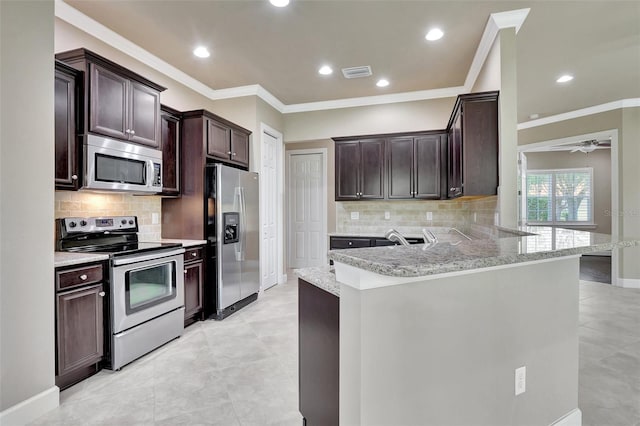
<box><xmin>294</xmin><ymin>266</ymin><xmax>339</xmax><ymax>297</ymax></box>
<box><xmin>143</xmin><ymin>239</ymin><xmax>207</xmax><ymax>248</ymax></box>
<box><xmin>54</xmin><ymin>252</ymin><xmax>109</xmax><ymax>268</ymax></box>
<box><xmin>329</xmin><ymin>226</ymin><xmax>640</xmax><ymax>277</ymax></box>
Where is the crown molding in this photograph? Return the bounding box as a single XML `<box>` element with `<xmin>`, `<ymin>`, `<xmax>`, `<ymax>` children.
<box><xmin>282</xmin><ymin>86</ymin><xmax>465</xmax><ymax>114</ymax></box>
<box><xmin>517</xmin><ymin>98</ymin><xmax>640</xmax><ymax>130</ymax></box>
<box><xmin>56</xmin><ymin>0</ymin><xmax>529</xmax><ymax>115</ymax></box>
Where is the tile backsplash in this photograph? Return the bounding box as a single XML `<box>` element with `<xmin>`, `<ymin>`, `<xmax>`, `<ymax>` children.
<box><xmin>55</xmin><ymin>191</ymin><xmax>162</xmax><ymax>241</ymax></box>
<box><xmin>336</xmin><ymin>196</ymin><xmax>498</xmax><ymax>236</ymax></box>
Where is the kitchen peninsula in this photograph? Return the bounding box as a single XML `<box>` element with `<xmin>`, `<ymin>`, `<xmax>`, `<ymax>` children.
<box><xmin>296</xmin><ymin>227</ymin><xmax>640</xmax><ymax>426</ymax></box>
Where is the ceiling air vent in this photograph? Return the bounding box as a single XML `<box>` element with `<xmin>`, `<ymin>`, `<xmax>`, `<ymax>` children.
<box><xmin>341</xmin><ymin>66</ymin><xmax>372</xmax><ymax>79</ymax></box>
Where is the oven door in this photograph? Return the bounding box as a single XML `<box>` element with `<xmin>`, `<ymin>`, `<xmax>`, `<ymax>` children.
<box><xmin>111</xmin><ymin>249</ymin><xmax>184</xmax><ymax>334</ymax></box>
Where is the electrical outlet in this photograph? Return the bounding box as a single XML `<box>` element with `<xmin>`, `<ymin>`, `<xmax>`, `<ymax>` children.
<box><xmin>384</xmin><ymin>211</ymin><xmax>391</xmax><ymax>220</ymax></box>
<box><xmin>151</xmin><ymin>213</ymin><xmax>160</xmax><ymax>224</ymax></box>
<box><xmin>473</xmin><ymin>212</ymin><xmax>477</xmax><ymax>223</ymax></box>
<box><xmin>426</xmin><ymin>211</ymin><xmax>433</xmax><ymax>221</ymax></box>
<box><xmin>515</xmin><ymin>366</ymin><xmax>526</xmax><ymax>396</ymax></box>
<box><xmin>351</xmin><ymin>212</ymin><xmax>359</xmax><ymax>220</ymax></box>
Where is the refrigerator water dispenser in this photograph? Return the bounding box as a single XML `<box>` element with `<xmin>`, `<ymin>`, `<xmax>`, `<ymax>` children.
<box><xmin>223</xmin><ymin>212</ymin><xmax>239</xmax><ymax>244</ymax></box>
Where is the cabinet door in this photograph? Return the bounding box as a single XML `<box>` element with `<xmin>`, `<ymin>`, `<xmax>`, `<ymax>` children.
<box><xmin>89</xmin><ymin>63</ymin><xmax>128</xmax><ymax>140</ymax></box>
<box><xmin>160</xmin><ymin>110</ymin><xmax>180</xmax><ymax>195</ymax></box>
<box><xmin>56</xmin><ymin>284</ymin><xmax>104</xmax><ymax>376</ymax></box>
<box><xmin>184</xmin><ymin>260</ymin><xmax>204</xmax><ymax>320</ymax></box>
<box><xmin>335</xmin><ymin>142</ymin><xmax>360</xmax><ymax>200</ymax></box>
<box><xmin>387</xmin><ymin>137</ymin><xmax>414</xmax><ymax>199</ymax></box>
<box><xmin>359</xmin><ymin>139</ymin><xmax>385</xmax><ymax>199</ymax></box>
<box><xmin>55</xmin><ymin>68</ymin><xmax>79</xmax><ymax>190</ymax></box>
<box><xmin>129</xmin><ymin>81</ymin><xmax>160</xmax><ymax>147</ymax></box>
<box><xmin>414</xmin><ymin>135</ymin><xmax>441</xmax><ymax>199</ymax></box>
<box><xmin>229</xmin><ymin>129</ymin><xmax>249</xmax><ymax>167</ymax></box>
<box><xmin>207</xmin><ymin>119</ymin><xmax>231</xmax><ymax>160</ymax></box>
<box><xmin>448</xmin><ymin>109</ymin><xmax>463</xmax><ymax>198</ymax></box>
<box><xmin>461</xmin><ymin>98</ymin><xmax>498</xmax><ymax>196</ymax></box>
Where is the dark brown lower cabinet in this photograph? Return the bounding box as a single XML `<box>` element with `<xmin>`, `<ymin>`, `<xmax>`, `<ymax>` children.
<box><xmin>184</xmin><ymin>246</ymin><xmax>205</xmax><ymax>326</ymax></box>
<box><xmin>56</xmin><ymin>283</ymin><xmax>104</xmax><ymax>389</ymax></box>
<box><xmin>299</xmin><ymin>278</ymin><xmax>339</xmax><ymax>426</ymax></box>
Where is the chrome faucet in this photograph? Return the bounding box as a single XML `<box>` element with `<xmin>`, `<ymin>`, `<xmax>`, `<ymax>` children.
<box><xmin>422</xmin><ymin>228</ymin><xmax>438</xmax><ymax>244</ymax></box>
<box><xmin>385</xmin><ymin>229</ymin><xmax>410</xmax><ymax>246</ymax></box>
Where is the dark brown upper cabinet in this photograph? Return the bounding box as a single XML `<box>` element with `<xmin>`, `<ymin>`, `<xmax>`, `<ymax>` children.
<box><xmin>202</xmin><ymin>112</ymin><xmax>250</xmax><ymax>168</ymax></box>
<box><xmin>446</xmin><ymin>91</ymin><xmax>499</xmax><ymax>198</ymax></box>
<box><xmin>160</xmin><ymin>105</ymin><xmax>181</xmax><ymax>196</ymax></box>
<box><xmin>56</xmin><ymin>48</ymin><xmax>166</xmax><ymax>149</ymax></box>
<box><xmin>55</xmin><ymin>61</ymin><xmax>82</xmax><ymax>190</ymax></box>
<box><xmin>387</xmin><ymin>133</ymin><xmax>445</xmax><ymax>200</ymax></box>
<box><xmin>334</xmin><ymin>138</ymin><xmax>385</xmax><ymax>201</ymax></box>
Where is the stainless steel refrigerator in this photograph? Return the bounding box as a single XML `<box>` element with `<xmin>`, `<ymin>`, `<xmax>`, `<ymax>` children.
<box><xmin>206</xmin><ymin>163</ymin><xmax>260</xmax><ymax>319</ymax></box>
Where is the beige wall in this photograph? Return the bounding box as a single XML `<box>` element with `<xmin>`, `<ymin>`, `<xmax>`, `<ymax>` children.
<box><xmin>283</xmin><ymin>97</ymin><xmax>455</xmax><ymax>142</ymax></box>
<box><xmin>472</xmin><ymin>32</ymin><xmax>501</xmax><ymax>93</ymax></box>
<box><xmin>1</xmin><ymin>0</ymin><xmax>56</xmax><ymax>417</ymax></box>
<box><xmin>518</xmin><ymin>107</ymin><xmax>639</xmax><ymax>281</ymax></box>
<box><xmin>525</xmin><ymin>150</ymin><xmax>612</xmax><ymax>234</ymax></box>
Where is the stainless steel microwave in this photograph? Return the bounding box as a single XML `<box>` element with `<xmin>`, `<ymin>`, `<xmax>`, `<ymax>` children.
<box><xmin>84</xmin><ymin>134</ymin><xmax>162</xmax><ymax>193</ymax></box>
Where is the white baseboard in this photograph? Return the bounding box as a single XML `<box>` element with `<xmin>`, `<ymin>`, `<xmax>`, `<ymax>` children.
<box><xmin>0</xmin><ymin>386</ymin><xmax>59</xmax><ymax>426</ymax></box>
<box><xmin>550</xmin><ymin>408</ymin><xmax>582</xmax><ymax>426</ymax></box>
<box><xmin>617</xmin><ymin>278</ymin><xmax>640</xmax><ymax>289</ymax></box>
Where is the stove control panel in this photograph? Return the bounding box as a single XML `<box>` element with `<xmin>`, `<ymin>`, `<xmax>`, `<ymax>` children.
<box><xmin>61</xmin><ymin>216</ymin><xmax>138</xmax><ymax>234</ymax></box>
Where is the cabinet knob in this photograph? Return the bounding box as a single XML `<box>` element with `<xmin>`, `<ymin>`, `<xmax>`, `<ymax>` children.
<box><xmin>232</xmin><ymin>152</ymin><xmax>236</xmax><ymax>156</ymax></box>
<box><xmin>79</xmin><ymin>274</ymin><xmax>88</xmax><ymax>281</ymax></box>
<box><xmin>184</xmin><ymin>270</ymin><xmax>188</xmax><ymax>274</ymax></box>
<box><xmin>98</xmin><ymin>291</ymin><xmax>105</xmax><ymax>297</ymax></box>
<box><xmin>348</xmin><ymin>241</ymin><xmax>353</xmax><ymax>246</ymax></box>
<box><xmin>227</xmin><ymin>151</ymin><xmax>232</xmax><ymax>155</ymax></box>
<box><xmin>71</xmin><ymin>174</ymin><xmax>78</xmax><ymax>180</ymax></box>
<box><xmin>450</xmin><ymin>187</ymin><xmax>458</xmax><ymax>192</ymax></box>
<box><xmin>125</xmin><ymin>129</ymin><xmax>131</xmax><ymax>134</ymax></box>
<box><xmin>130</xmin><ymin>130</ymin><xmax>135</xmax><ymax>135</ymax></box>
<box><xmin>191</xmin><ymin>252</ymin><xmax>197</xmax><ymax>257</ymax></box>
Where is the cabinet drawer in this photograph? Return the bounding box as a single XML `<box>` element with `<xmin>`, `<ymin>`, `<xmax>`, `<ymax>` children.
<box><xmin>329</xmin><ymin>237</ymin><xmax>371</xmax><ymax>250</ymax></box>
<box><xmin>184</xmin><ymin>246</ymin><xmax>204</xmax><ymax>262</ymax></box>
<box><xmin>56</xmin><ymin>264</ymin><xmax>104</xmax><ymax>291</ymax></box>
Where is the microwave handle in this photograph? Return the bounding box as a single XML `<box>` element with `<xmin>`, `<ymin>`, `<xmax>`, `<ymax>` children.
<box><xmin>146</xmin><ymin>160</ymin><xmax>154</xmax><ymax>187</ymax></box>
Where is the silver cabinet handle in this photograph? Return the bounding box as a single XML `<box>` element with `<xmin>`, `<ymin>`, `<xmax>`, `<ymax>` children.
<box><xmin>130</xmin><ymin>130</ymin><xmax>135</xmax><ymax>135</ymax></box>
<box><xmin>348</xmin><ymin>241</ymin><xmax>353</xmax><ymax>246</ymax></box>
<box><xmin>227</xmin><ymin>151</ymin><xmax>232</xmax><ymax>155</ymax></box>
<box><xmin>71</xmin><ymin>175</ymin><xmax>78</xmax><ymax>180</ymax></box>
<box><xmin>184</xmin><ymin>270</ymin><xmax>188</xmax><ymax>274</ymax></box>
<box><xmin>79</xmin><ymin>274</ymin><xmax>88</xmax><ymax>281</ymax></box>
<box><xmin>98</xmin><ymin>291</ymin><xmax>105</xmax><ymax>297</ymax></box>
<box><xmin>232</xmin><ymin>152</ymin><xmax>236</xmax><ymax>156</ymax></box>
<box><xmin>125</xmin><ymin>129</ymin><xmax>131</xmax><ymax>134</ymax></box>
<box><xmin>450</xmin><ymin>187</ymin><xmax>459</xmax><ymax>192</ymax></box>
<box><xmin>191</xmin><ymin>252</ymin><xmax>197</xmax><ymax>257</ymax></box>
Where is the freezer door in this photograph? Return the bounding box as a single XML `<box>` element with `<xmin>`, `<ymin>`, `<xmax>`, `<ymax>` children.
<box><xmin>217</xmin><ymin>165</ymin><xmax>241</xmax><ymax>310</ymax></box>
<box><xmin>239</xmin><ymin>170</ymin><xmax>260</xmax><ymax>299</ymax></box>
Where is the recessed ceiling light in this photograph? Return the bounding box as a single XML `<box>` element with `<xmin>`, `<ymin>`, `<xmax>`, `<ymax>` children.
<box><xmin>376</xmin><ymin>79</ymin><xmax>390</xmax><ymax>88</ymax></box>
<box><xmin>425</xmin><ymin>28</ymin><xmax>444</xmax><ymax>41</ymax></box>
<box><xmin>318</xmin><ymin>65</ymin><xmax>333</xmax><ymax>75</ymax></box>
<box><xmin>556</xmin><ymin>74</ymin><xmax>574</xmax><ymax>83</ymax></box>
<box><xmin>193</xmin><ymin>46</ymin><xmax>210</xmax><ymax>58</ymax></box>
<box><xmin>269</xmin><ymin>0</ymin><xmax>289</xmax><ymax>7</ymax></box>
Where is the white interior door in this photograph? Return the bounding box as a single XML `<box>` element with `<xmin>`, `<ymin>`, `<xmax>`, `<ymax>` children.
<box><xmin>261</xmin><ymin>130</ymin><xmax>278</xmax><ymax>290</ymax></box>
<box><xmin>288</xmin><ymin>152</ymin><xmax>325</xmax><ymax>268</ymax></box>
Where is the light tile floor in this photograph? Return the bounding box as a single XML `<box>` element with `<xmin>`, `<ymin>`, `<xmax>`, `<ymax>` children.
<box><xmin>31</xmin><ymin>278</ymin><xmax>640</xmax><ymax>425</ymax></box>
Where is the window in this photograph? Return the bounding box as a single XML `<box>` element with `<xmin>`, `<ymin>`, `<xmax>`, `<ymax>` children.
<box><xmin>525</xmin><ymin>168</ymin><xmax>593</xmax><ymax>225</ymax></box>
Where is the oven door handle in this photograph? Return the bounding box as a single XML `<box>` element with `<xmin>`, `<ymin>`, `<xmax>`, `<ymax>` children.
<box><xmin>112</xmin><ymin>248</ymin><xmax>185</xmax><ymax>266</ymax></box>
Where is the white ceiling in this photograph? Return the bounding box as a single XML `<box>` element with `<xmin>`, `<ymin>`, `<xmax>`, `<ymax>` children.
<box><xmin>62</xmin><ymin>0</ymin><xmax>640</xmax><ymax>123</ymax></box>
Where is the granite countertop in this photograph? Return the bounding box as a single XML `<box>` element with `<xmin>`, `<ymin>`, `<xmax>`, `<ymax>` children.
<box><xmin>142</xmin><ymin>239</ymin><xmax>207</xmax><ymax>248</ymax></box>
<box><xmin>54</xmin><ymin>252</ymin><xmax>110</xmax><ymax>268</ymax></box>
<box><xmin>294</xmin><ymin>266</ymin><xmax>339</xmax><ymax>297</ymax></box>
<box><xmin>329</xmin><ymin>226</ymin><xmax>640</xmax><ymax>278</ymax></box>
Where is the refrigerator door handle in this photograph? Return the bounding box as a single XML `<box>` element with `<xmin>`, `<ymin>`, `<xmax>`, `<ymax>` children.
<box><xmin>238</xmin><ymin>186</ymin><xmax>247</xmax><ymax>261</ymax></box>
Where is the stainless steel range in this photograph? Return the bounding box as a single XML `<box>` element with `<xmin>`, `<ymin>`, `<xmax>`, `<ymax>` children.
<box><xmin>56</xmin><ymin>216</ymin><xmax>185</xmax><ymax>370</ymax></box>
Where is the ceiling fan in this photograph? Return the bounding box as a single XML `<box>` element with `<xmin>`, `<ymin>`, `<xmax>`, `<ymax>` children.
<box><xmin>550</xmin><ymin>139</ymin><xmax>611</xmax><ymax>153</ymax></box>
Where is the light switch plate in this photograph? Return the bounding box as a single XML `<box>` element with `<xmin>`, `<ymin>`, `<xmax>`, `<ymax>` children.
<box><xmin>151</xmin><ymin>212</ymin><xmax>160</xmax><ymax>224</ymax></box>
<box><xmin>426</xmin><ymin>211</ymin><xmax>433</xmax><ymax>221</ymax></box>
<box><xmin>351</xmin><ymin>212</ymin><xmax>359</xmax><ymax>220</ymax></box>
<box><xmin>384</xmin><ymin>211</ymin><xmax>391</xmax><ymax>220</ymax></box>
<box><xmin>515</xmin><ymin>366</ymin><xmax>526</xmax><ymax>396</ymax></box>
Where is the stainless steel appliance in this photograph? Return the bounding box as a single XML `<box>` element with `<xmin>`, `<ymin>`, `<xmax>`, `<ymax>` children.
<box><xmin>206</xmin><ymin>164</ymin><xmax>260</xmax><ymax>319</ymax></box>
<box><xmin>56</xmin><ymin>216</ymin><xmax>185</xmax><ymax>370</ymax></box>
<box><xmin>84</xmin><ymin>134</ymin><xmax>162</xmax><ymax>193</ymax></box>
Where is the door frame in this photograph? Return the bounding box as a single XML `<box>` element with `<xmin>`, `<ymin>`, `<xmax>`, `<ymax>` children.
<box><xmin>259</xmin><ymin>123</ymin><xmax>286</xmax><ymax>288</ymax></box>
<box><xmin>517</xmin><ymin>129</ymin><xmax>619</xmax><ymax>286</ymax></box>
<box><xmin>286</xmin><ymin>148</ymin><xmax>329</xmax><ymax>267</ymax></box>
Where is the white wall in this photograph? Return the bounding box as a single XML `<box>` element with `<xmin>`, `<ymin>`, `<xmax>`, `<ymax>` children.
<box><xmin>1</xmin><ymin>0</ymin><xmax>58</xmax><ymax>422</ymax></box>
